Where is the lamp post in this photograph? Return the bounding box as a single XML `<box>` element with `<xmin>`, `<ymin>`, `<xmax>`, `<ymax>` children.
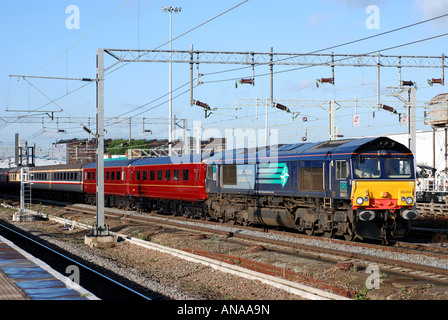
<box><xmin>161</xmin><ymin>6</ymin><xmax>182</xmax><ymax>156</ymax></box>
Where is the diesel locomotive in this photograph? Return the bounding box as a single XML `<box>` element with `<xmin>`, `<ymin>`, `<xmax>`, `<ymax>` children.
<box><xmin>2</xmin><ymin>136</ymin><xmax>417</xmax><ymax>241</ymax></box>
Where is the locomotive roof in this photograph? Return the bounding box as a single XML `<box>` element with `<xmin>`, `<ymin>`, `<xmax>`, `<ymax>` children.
<box><xmin>76</xmin><ymin>137</ymin><xmax>412</xmax><ymax>168</ymax></box>
<box><xmin>204</xmin><ymin>136</ymin><xmax>411</xmax><ymax>164</ymax></box>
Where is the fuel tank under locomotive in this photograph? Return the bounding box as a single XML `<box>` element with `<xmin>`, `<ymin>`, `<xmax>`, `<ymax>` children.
<box><xmin>208</xmin><ymin>199</ymin><xmax>297</xmax><ymax>230</ymax></box>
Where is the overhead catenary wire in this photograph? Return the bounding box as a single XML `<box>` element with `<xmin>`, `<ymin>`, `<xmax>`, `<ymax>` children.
<box><xmin>4</xmin><ymin>1</ymin><xmax>251</xmax><ymax>133</ymax></box>
<box><xmin>32</xmin><ymin>0</ymin><xmax>132</xmax><ymax>76</ymax></box>
<box><xmin>201</xmin><ymin>31</ymin><xmax>448</xmax><ymax>85</ymax></box>
<box><xmin>197</xmin><ymin>12</ymin><xmax>448</xmax><ymax>81</ymax></box>
<box><xmin>108</xmin><ymin>31</ymin><xmax>448</xmax><ymax>128</ymax></box>
<box><xmin>5</xmin><ymin>5</ymin><xmax>448</xmax><ymax>146</ymax></box>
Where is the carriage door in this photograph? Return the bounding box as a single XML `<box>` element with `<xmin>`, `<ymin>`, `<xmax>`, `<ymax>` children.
<box><xmin>334</xmin><ymin>160</ymin><xmax>350</xmax><ymax>199</ymax></box>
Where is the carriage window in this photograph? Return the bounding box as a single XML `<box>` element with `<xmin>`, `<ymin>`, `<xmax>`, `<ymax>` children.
<box><xmin>386</xmin><ymin>158</ymin><xmax>411</xmax><ymax>178</ymax></box>
<box><xmin>106</xmin><ymin>171</ymin><xmax>110</xmax><ymax>180</ymax></box>
<box><xmin>354</xmin><ymin>157</ymin><xmax>380</xmax><ymax>178</ymax></box>
<box><xmin>165</xmin><ymin>170</ymin><xmax>171</xmax><ymax>181</ymax></box>
<box><xmin>142</xmin><ymin>170</ymin><xmax>147</xmax><ymax>181</ymax></box>
<box><xmin>182</xmin><ymin>169</ymin><xmax>189</xmax><ymax>181</ymax></box>
<box><xmin>222</xmin><ymin>165</ymin><xmax>236</xmax><ymax>185</ymax></box>
<box><xmin>87</xmin><ymin>172</ymin><xmax>91</xmax><ymax>180</ymax></box>
<box><xmin>150</xmin><ymin>170</ymin><xmax>155</xmax><ymax>181</ymax></box>
<box><xmin>92</xmin><ymin>172</ymin><xmax>95</xmax><ymax>180</ymax></box>
<box><xmin>157</xmin><ymin>170</ymin><xmax>163</xmax><ymax>181</ymax></box>
<box><xmin>111</xmin><ymin>171</ymin><xmax>115</xmax><ymax>180</ymax></box>
<box><xmin>173</xmin><ymin>169</ymin><xmax>180</xmax><ymax>181</ymax></box>
<box><xmin>196</xmin><ymin>169</ymin><xmax>200</xmax><ymax>181</ymax></box>
<box><xmin>116</xmin><ymin>171</ymin><xmax>121</xmax><ymax>181</ymax></box>
<box><xmin>336</xmin><ymin>160</ymin><xmax>349</xmax><ymax>180</ymax></box>
<box><xmin>136</xmin><ymin>170</ymin><xmax>141</xmax><ymax>181</ymax></box>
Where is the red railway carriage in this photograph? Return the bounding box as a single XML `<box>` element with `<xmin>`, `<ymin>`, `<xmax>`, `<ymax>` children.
<box><xmin>129</xmin><ymin>158</ymin><xmax>207</xmax><ymax>202</ymax></box>
<box><xmin>83</xmin><ymin>159</ymin><xmax>136</xmax><ymax>207</ymax></box>
<box><xmin>83</xmin><ymin>156</ymin><xmax>207</xmax><ymax>212</ymax></box>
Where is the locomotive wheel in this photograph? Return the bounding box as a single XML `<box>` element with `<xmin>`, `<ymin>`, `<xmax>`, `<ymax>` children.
<box><xmin>305</xmin><ymin>224</ymin><xmax>315</xmax><ymax>236</ymax></box>
<box><xmin>343</xmin><ymin>234</ymin><xmax>353</xmax><ymax>241</ymax></box>
<box><xmin>323</xmin><ymin>221</ymin><xmax>334</xmax><ymax>238</ymax></box>
<box><xmin>323</xmin><ymin>230</ymin><xmax>334</xmax><ymax>238</ymax></box>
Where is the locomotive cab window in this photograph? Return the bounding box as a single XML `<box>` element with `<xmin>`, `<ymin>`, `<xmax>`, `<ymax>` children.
<box><xmin>386</xmin><ymin>158</ymin><xmax>411</xmax><ymax>178</ymax></box>
<box><xmin>335</xmin><ymin>160</ymin><xmax>349</xmax><ymax>180</ymax></box>
<box><xmin>354</xmin><ymin>157</ymin><xmax>380</xmax><ymax>178</ymax></box>
<box><xmin>206</xmin><ymin>165</ymin><xmax>213</xmax><ymax>179</ymax></box>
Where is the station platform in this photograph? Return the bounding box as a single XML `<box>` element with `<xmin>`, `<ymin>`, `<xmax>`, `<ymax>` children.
<box><xmin>0</xmin><ymin>235</ymin><xmax>98</xmax><ymax>300</ymax></box>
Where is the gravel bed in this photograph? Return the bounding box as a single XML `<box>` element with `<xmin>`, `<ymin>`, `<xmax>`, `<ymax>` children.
<box><xmin>3</xmin><ymin>202</ymin><xmax>448</xmax><ymax>300</ymax></box>
<box><xmin>0</xmin><ymin>207</ymin><xmax>303</xmax><ymax>300</ymax></box>
<box><xmin>143</xmin><ymin>213</ymin><xmax>448</xmax><ymax>270</ymax></box>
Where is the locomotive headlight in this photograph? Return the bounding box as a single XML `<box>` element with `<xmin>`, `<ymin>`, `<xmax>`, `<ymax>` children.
<box><xmin>401</xmin><ymin>197</ymin><xmax>406</xmax><ymax>202</ymax></box>
<box><xmin>356</xmin><ymin>197</ymin><xmax>364</xmax><ymax>205</ymax></box>
<box><xmin>405</xmin><ymin>197</ymin><xmax>413</xmax><ymax>205</ymax></box>
<box><xmin>364</xmin><ymin>197</ymin><xmax>369</xmax><ymax>203</ymax></box>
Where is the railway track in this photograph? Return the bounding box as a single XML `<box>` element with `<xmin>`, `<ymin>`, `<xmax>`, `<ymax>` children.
<box><xmin>62</xmin><ymin>203</ymin><xmax>448</xmax><ymax>285</ymax></box>
<box><xmin>0</xmin><ymin>219</ymin><xmax>151</xmax><ymax>300</ymax></box>
<box><xmin>3</xmin><ymin>195</ymin><xmax>448</xmax><ymax>299</ymax></box>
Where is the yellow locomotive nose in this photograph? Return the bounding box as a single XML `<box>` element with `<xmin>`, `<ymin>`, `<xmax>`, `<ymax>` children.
<box><xmin>352</xmin><ymin>180</ymin><xmax>415</xmax><ymax>209</ymax></box>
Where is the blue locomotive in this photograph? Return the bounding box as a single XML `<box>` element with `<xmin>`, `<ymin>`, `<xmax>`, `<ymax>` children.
<box><xmin>204</xmin><ymin>136</ymin><xmax>417</xmax><ymax>241</ymax></box>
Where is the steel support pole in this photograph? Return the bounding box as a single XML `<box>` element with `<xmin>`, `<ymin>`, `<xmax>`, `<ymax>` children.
<box><xmin>270</xmin><ymin>47</ymin><xmax>273</xmax><ymax>107</ymax></box>
<box><xmin>93</xmin><ymin>48</ymin><xmax>108</xmax><ymax>236</ymax></box>
<box><xmin>329</xmin><ymin>101</ymin><xmax>336</xmax><ymax>141</ymax></box>
<box><xmin>168</xmin><ymin>10</ymin><xmax>173</xmax><ymax>157</ymax></box>
<box><xmin>377</xmin><ymin>52</ymin><xmax>381</xmax><ymax>110</ymax></box>
<box><xmin>190</xmin><ymin>44</ymin><xmax>194</xmax><ymax>106</ymax></box>
<box><xmin>408</xmin><ymin>87</ymin><xmax>416</xmax><ymax>157</ymax></box>
<box><xmin>19</xmin><ymin>167</ymin><xmax>25</xmax><ymax>213</ymax></box>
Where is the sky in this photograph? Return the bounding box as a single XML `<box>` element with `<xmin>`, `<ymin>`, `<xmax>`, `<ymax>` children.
<box><xmin>1</xmin><ymin>0</ymin><xmax>448</xmax><ymax>158</ymax></box>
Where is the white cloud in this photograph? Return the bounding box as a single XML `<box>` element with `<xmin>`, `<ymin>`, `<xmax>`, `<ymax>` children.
<box><xmin>307</xmin><ymin>12</ymin><xmax>328</xmax><ymax>27</ymax></box>
<box><xmin>415</xmin><ymin>0</ymin><xmax>448</xmax><ymax>29</ymax></box>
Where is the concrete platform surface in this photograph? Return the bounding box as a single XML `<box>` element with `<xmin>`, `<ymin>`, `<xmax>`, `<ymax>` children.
<box><xmin>0</xmin><ymin>235</ymin><xmax>98</xmax><ymax>300</ymax></box>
